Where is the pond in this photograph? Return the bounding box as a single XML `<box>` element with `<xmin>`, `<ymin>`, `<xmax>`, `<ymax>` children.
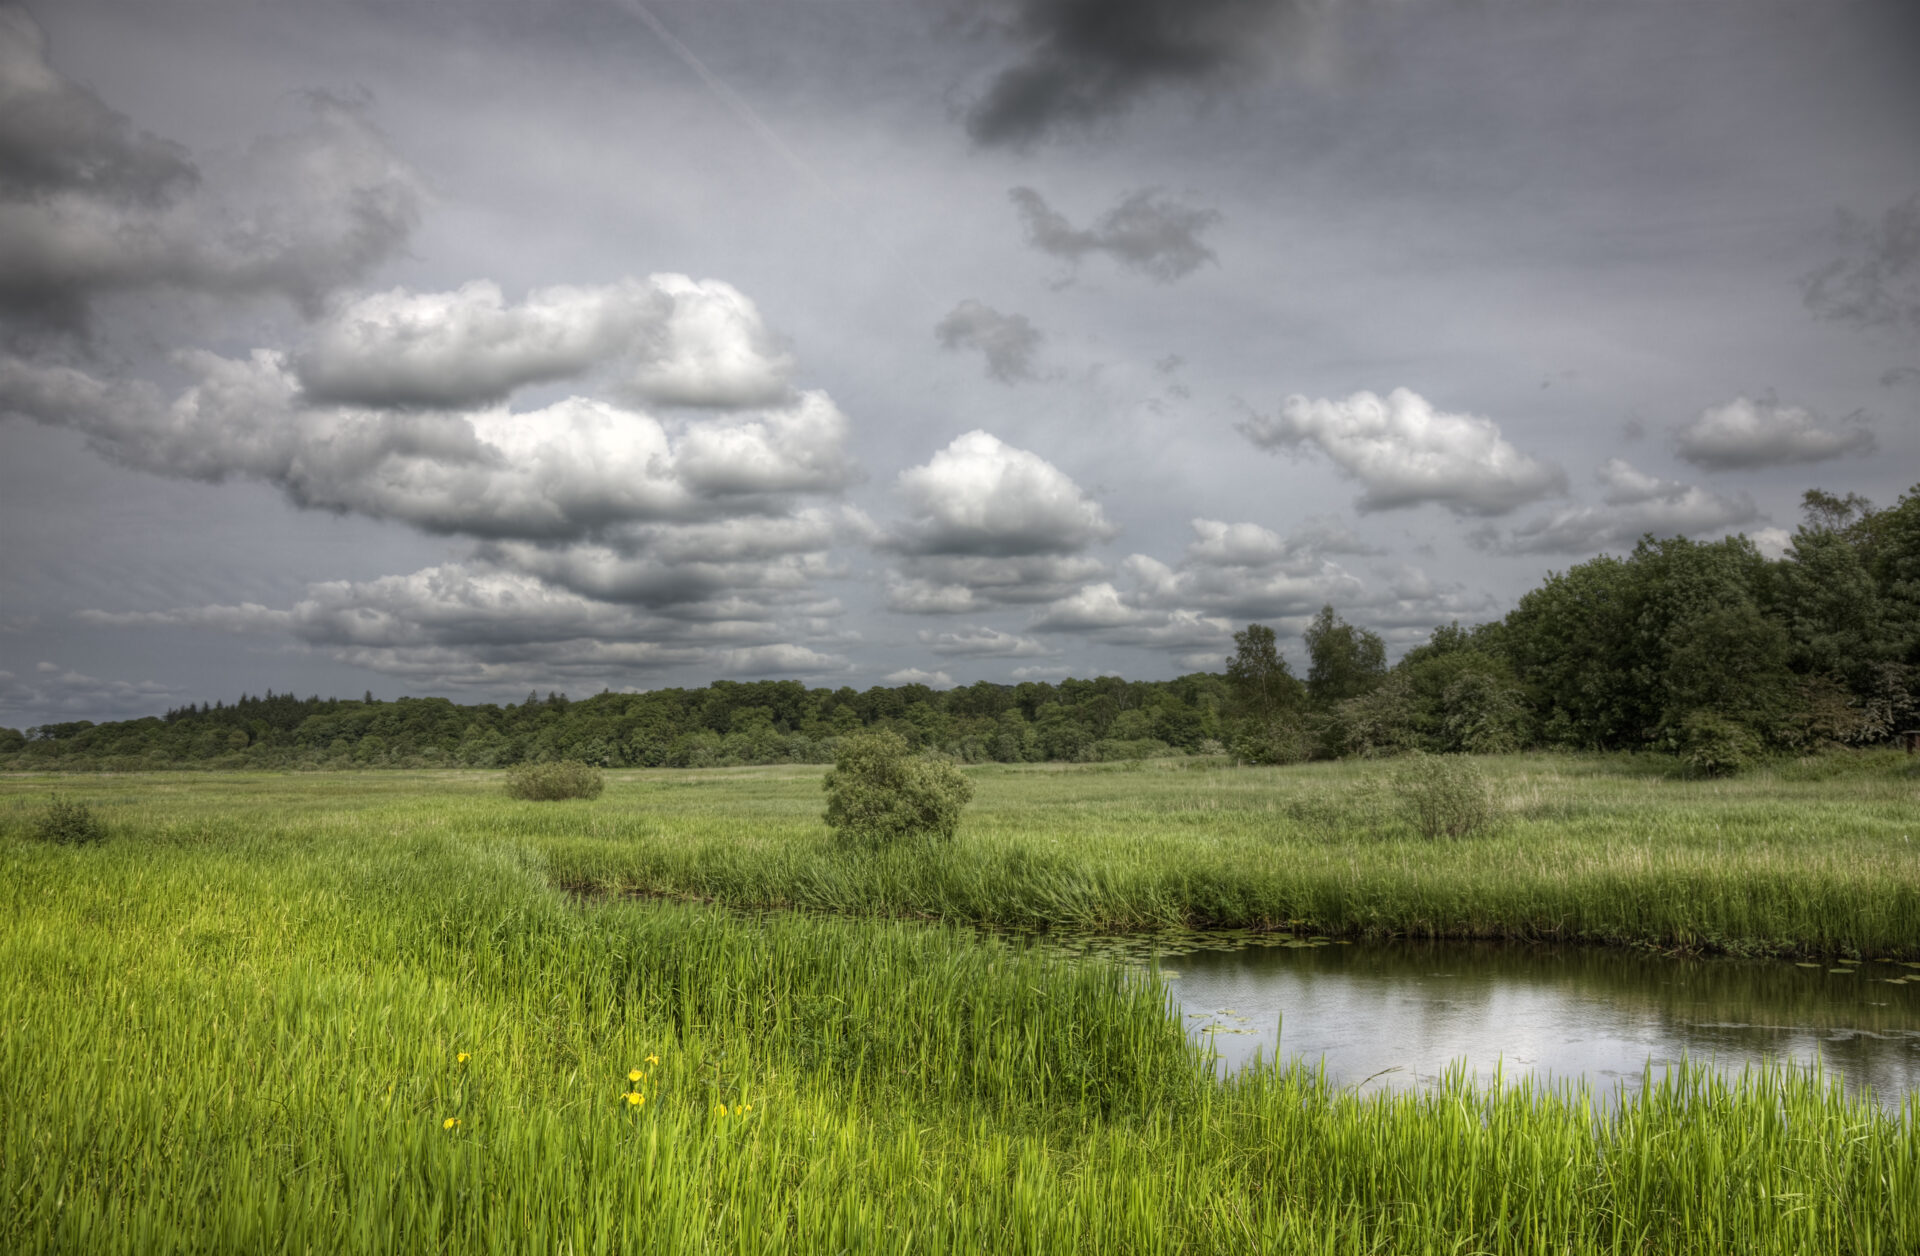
<box><xmin>1047</xmin><ymin>932</ymin><xmax>1920</xmax><ymax>1109</ymax></box>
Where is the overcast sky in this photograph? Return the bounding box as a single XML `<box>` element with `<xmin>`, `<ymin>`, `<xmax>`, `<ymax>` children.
<box><xmin>2</xmin><ymin>0</ymin><xmax>1916</xmax><ymax>727</ymax></box>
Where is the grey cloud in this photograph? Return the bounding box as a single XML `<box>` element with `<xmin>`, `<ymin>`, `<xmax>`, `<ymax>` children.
<box><xmin>916</xmin><ymin>625</ymin><xmax>1054</xmax><ymax>657</ymax></box>
<box><xmin>964</xmin><ymin>0</ymin><xmax>1309</xmax><ymax>147</ymax></box>
<box><xmin>883</xmin><ymin>668</ymin><xmax>955</xmax><ymax>688</ymax></box>
<box><xmin>79</xmin><ymin>561</ymin><xmax>850</xmax><ymax>690</ymax></box>
<box><xmin>884</xmin><ymin>555</ymin><xmax>1108</xmax><ymax>614</ymax></box>
<box><xmin>1674</xmin><ymin>396</ymin><xmax>1875</xmax><ymax>470</ymax></box>
<box><xmin>0</xmin><ymin>660</ymin><xmax>182</xmax><ymax>727</ymax></box>
<box><xmin>1010</xmin><ymin>186</ymin><xmax>1219</xmax><ymax>282</ymax></box>
<box><xmin>1028</xmin><ymin>582</ymin><xmax>1235</xmax><ymax>653</ymax></box>
<box><xmin>1475</xmin><ymin>460</ymin><xmax>1759</xmax><ymax>556</ymax></box>
<box><xmin>1803</xmin><ymin>193</ymin><xmax>1920</xmax><ymax>335</ymax></box>
<box><xmin>1117</xmin><ymin>517</ymin><xmax>1367</xmax><ymax>621</ymax></box>
<box><xmin>296</xmin><ymin>276</ymin><xmax>796</xmax><ymax>410</ymax></box>
<box><xmin>0</xmin><ymin>5</ymin><xmax>195</xmax><ymax>205</ymax></box>
<box><xmin>1030</xmin><ymin>515</ymin><xmax>1495</xmax><ymax>662</ymax></box>
<box><xmin>1238</xmin><ymin>388</ymin><xmax>1565</xmax><ymax>516</ymax></box>
<box><xmin>934</xmin><ymin>299</ymin><xmax>1044</xmax><ymax>383</ymax></box>
<box><xmin>0</xmin><ymin>351</ymin><xmax>860</xmax><ymax>541</ymax></box>
<box><xmin>0</xmin><ymin>17</ymin><xmax>422</xmax><ymax>328</ymax></box>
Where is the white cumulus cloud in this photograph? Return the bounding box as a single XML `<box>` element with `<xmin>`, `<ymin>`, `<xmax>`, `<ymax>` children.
<box><xmin>294</xmin><ymin>275</ymin><xmax>795</xmax><ymax>410</ymax></box>
<box><xmin>1238</xmin><ymin>387</ymin><xmax>1565</xmax><ymax>516</ymax></box>
<box><xmin>0</xmin><ymin>351</ymin><xmax>859</xmax><ymax>541</ymax></box>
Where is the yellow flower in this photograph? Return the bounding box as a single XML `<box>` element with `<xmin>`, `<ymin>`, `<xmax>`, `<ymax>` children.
<box><xmin>443</xmin><ymin>1117</ymin><xmax>461</xmax><ymax>1130</ymax></box>
<box><xmin>625</xmin><ymin>1091</ymin><xmax>643</xmax><ymax>1106</ymax></box>
<box><xmin>628</xmin><ymin>1069</ymin><xmax>642</xmax><ymax>1082</ymax></box>
<box><xmin>645</xmin><ymin>1054</ymin><xmax>660</xmax><ymax>1066</ymax></box>
<box><xmin>715</xmin><ymin>1103</ymin><xmax>728</xmax><ymax>1116</ymax></box>
<box><xmin>741</xmin><ymin>1104</ymin><xmax>752</xmax><ymax>1113</ymax></box>
<box><xmin>457</xmin><ymin>1052</ymin><xmax>470</xmax><ymax>1064</ymax></box>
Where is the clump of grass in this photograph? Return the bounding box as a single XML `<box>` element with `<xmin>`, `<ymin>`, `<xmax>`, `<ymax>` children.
<box><xmin>1394</xmin><ymin>752</ymin><xmax>1496</xmax><ymax>840</ymax></box>
<box><xmin>504</xmin><ymin>760</ymin><xmax>604</xmax><ymax>800</ymax></box>
<box><xmin>32</xmin><ymin>795</ymin><xmax>104</xmax><ymax>845</ymax></box>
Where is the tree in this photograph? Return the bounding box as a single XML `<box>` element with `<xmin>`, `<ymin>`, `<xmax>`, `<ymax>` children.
<box><xmin>1224</xmin><ymin>624</ymin><xmax>1308</xmax><ymax>762</ymax></box>
<box><xmin>1304</xmin><ymin>605</ymin><xmax>1386</xmax><ymax>707</ymax></box>
<box><xmin>1224</xmin><ymin>624</ymin><xmax>1302</xmax><ymax>723</ymax></box>
<box><xmin>822</xmin><ymin>731</ymin><xmax>973</xmax><ymax>848</ymax></box>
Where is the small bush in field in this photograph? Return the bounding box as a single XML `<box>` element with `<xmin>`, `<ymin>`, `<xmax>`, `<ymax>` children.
<box><xmin>504</xmin><ymin>760</ymin><xmax>605</xmax><ymax>801</ymax></box>
<box><xmin>822</xmin><ymin>731</ymin><xmax>973</xmax><ymax>849</ymax></box>
<box><xmin>34</xmin><ymin>796</ymin><xmax>105</xmax><ymax>845</ymax></box>
<box><xmin>1393</xmin><ymin>752</ymin><xmax>1495</xmax><ymax>840</ymax></box>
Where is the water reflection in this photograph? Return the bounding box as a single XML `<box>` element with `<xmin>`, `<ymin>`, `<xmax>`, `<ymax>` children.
<box><xmin>1102</xmin><ymin>936</ymin><xmax>1918</xmax><ymax>1108</ymax></box>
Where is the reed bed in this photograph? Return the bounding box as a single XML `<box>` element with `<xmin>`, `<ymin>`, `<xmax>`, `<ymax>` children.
<box><xmin>4</xmin><ymin>761</ymin><xmax>1919</xmax><ymax>1253</ymax></box>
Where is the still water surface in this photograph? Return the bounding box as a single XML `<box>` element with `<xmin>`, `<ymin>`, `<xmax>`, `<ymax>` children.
<box><xmin>1058</xmin><ymin>934</ymin><xmax>1920</xmax><ymax>1107</ymax></box>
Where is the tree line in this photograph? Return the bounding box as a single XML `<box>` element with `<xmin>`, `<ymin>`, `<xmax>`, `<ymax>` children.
<box><xmin>5</xmin><ymin>485</ymin><xmax>1915</xmax><ymax>774</ymax></box>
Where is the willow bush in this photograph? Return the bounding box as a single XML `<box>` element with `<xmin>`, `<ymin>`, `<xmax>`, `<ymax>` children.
<box><xmin>822</xmin><ymin>731</ymin><xmax>974</xmax><ymax>849</ymax></box>
<box><xmin>504</xmin><ymin>760</ymin><xmax>605</xmax><ymax>801</ymax></box>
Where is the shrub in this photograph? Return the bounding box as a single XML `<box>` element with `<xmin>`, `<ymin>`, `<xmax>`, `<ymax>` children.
<box><xmin>504</xmin><ymin>760</ymin><xmax>605</xmax><ymax>801</ymax></box>
<box><xmin>34</xmin><ymin>796</ymin><xmax>105</xmax><ymax>845</ymax></box>
<box><xmin>1675</xmin><ymin>709</ymin><xmax>1762</xmax><ymax>777</ymax></box>
<box><xmin>1392</xmin><ymin>752</ymin><xmax>1495</xmax><ymax>840</ymax></box>
<box><xmin>822</xmin><ymin>731</ymin><xmax>974</xmax><ymax>849</ymax></box>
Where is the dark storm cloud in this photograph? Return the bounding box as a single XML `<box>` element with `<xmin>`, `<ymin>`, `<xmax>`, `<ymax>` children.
<box><xmin>0</xmin><ymin>5</ymin><xmax>195</xmax><ymax>204</ymax></box>
<box><xmin>963</xmin><ymin>0</ymin><xmax>1302</xmax><ymax>147</ymax></box>
<box><xmin>1010</xmin><ymin>186</ymin><xmax>1220</xmax><ymax>282</ymax></box>
<box><xmin>0</xmin><ymin>5</ymin><xmax>421</xmax><ymax>326</ymax></box>
<box><xmin>934</xmin><ymin>298</ymin><xmax>1043</xmax><ymax>382</ymax></box>
<box><xmin>1803</xmin><ymin>193</ymin><xmax>1920</xmax><ymax>335</ymax></box>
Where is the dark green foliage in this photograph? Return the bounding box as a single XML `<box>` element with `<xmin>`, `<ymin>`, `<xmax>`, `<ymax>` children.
<box><xmin>822</xmin><ymin>731</ymin><xmax>973</xmax><ymax>848</ymax></box>
<box><xmin>1674</xmin><ymin>710</ymin><xmax>1764</xmax><ymax>777</ymax></box>
<box><xmin>504</xmin><ymin>760</ymin><xmax>605</xmax><ymax>801</ymax></box>
<box><xmin>33</xmin><ymin>796</ymin><xmax>104</xmax><ymax>845</ymax></box>
<box><xmin>1304</xmin><ymin>604</ymin><xmax>1387</xmax><ymax>707</ymax></box>
<box><xmin>1393</xmin><ymin>753</ymin><xmax>1496</xmax><ymax>839</ymax></box>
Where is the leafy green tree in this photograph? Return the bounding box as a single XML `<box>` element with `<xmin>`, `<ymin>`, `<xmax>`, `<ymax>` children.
<box><xmin>1224</xmin><ymin>623</ymin><xmax>1308</xmax><ymax>762</ymax></box>
<box><xmin>1303</xmin><ymin>605</ymin><xmax>1386</xmax><ymax>707</ymax></box>
<box><xmin>822</xmin><ymin>731</ymin><xmax>973</xmax><ymax>848</ymax></box>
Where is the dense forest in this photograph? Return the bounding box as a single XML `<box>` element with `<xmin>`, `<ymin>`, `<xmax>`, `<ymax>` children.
<box><xmin>6</xmin><ymin>487</ymin><xmax>1916</xmax><ymax>775</ymax></box>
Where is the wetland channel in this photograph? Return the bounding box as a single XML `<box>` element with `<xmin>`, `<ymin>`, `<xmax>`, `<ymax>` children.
<box><xmin>1043</xmin><ymin>932</ymin><xmax>1920</xmax><ymax>1109</ymax></box>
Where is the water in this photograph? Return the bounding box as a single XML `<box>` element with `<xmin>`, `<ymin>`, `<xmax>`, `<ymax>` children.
<box><xmin>1066</xmin><ymin>934</ymin><xmax>1920</xmax><ymax>1107</ymax></box>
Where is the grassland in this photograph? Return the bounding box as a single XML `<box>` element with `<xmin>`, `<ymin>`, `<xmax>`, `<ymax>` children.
<box><xmin>3</xmin><ymin>755</ymin><xmax>1918</xmax><ymax>1252</ymax></box>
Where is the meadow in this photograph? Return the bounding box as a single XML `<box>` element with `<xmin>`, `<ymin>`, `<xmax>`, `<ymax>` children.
<box><xmin>3</xmin><ymin>754</ymin><xmax>1918</xmax><ymax>1252</ymax></box>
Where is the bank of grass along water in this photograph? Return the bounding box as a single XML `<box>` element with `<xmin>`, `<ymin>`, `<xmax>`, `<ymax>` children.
<box><xmin>5</xmin><ymin>796</ymin><xmax>1920</xmax><ymax>1254</ymax></box>
<box><xmin>7</xmin><ymin>749</ymin><xmax>1918</xmax><ymax>958</ymax></box>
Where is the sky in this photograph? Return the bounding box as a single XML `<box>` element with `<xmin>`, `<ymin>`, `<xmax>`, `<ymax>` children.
<box><xmin>1</xmin><ymin>0</ymin><xmax>1916</xmax><ymax>728</ymax></box>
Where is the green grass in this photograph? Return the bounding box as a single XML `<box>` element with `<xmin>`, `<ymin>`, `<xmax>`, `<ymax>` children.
<box><xmin>23</xmin><ymin>751</ymin><xmax>1894</xmax><ymax>954</ymax></box>
<box><xmin>3</xmin><ymin>758</ymin><xmax>1919</xmax><ymax>1252</ymax></box>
